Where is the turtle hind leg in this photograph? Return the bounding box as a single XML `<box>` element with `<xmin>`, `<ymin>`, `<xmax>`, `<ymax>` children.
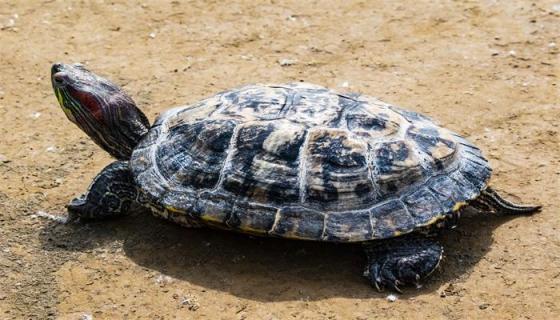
<box><xmin>470</xmin><ymin>187</ymin><xmax>542</xmax><ymax>215</ymax></box>
<box><xmin>363</xmin><ymin>235</ymin><xmax>443</xmax><ymax>293</ymax></box>
<box><xmin>67</xmin><ymin>161</ymin><xmax>139</xmax><ymax>222</ymax></box>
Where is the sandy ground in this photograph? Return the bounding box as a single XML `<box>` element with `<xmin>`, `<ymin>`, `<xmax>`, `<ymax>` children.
<box><xmin>0</xmin><ymin>0</ymin><xmax>559</xmax><ymax>319</ymax></box>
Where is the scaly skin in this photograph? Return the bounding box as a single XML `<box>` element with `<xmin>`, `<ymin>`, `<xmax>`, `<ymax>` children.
<box><xmin>66</xmin><ymin>161</ymin><xmax>140</xmax><ymax>221</ymax></box>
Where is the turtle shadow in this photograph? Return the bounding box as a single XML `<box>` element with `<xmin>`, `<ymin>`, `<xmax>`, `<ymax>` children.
<box><xmin>39</xmin><ymin>209</ymin><xmax>517</xmax><ymax>301</ymax></box>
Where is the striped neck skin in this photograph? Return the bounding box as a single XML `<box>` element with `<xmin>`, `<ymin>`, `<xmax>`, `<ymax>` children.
<box><xmin>51</xmin><ymin>63</ymin><xmax>150</xmax><ymax>160</ymax></box>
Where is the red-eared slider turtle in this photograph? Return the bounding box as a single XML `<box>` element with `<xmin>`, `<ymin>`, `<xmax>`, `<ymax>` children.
<box><xmin>51</xmin><ymin>63</ymin><xmax>541</xmax><ymax>292</ymax></box>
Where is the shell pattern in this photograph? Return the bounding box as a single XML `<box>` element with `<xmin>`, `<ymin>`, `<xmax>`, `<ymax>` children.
<box><xmin>130</xmin><ymin>83</ymin><xmax>491</xmax><ymax>242</ymax></box>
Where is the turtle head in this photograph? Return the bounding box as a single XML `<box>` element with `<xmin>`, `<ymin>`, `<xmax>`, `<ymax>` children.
<box><xmin>51</xmin><ymin>63</ymin><xmax>150</xmax><ymax>160</ymax></box>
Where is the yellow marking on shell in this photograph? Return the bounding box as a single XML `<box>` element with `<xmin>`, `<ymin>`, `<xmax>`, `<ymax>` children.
<box><xmin>417</xmin><ymin>215</ymin><xmax>447</xmax><ymax>228</ymax></box>
<box><xmin>281</xmin><ymin>232</ymin><xmax>313</xmax><ymax>241</ymax></box>
<box><xmin>164</xmin><ymin>205</ymin><xmax>184</xmax><ymax>213</ymax></box>
<box><xmin>200</xmin><ymin>213</ymin><xmax>223</xmax><ymax>223</ymax></box>
<box><xmin>453</xmin><ymin>201</ymin><xmax>467</xmax><ymax>212</ymax></box>
<box><xmin>236</xmin><ymin>225</ymin><xmax>267</xmax><ymax>235</ymax></box>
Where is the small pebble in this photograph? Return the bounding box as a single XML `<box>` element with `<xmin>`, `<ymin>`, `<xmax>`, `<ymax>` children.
<box><xmin>0</xmin><ymin>154</ymin><xmax>10</xmax><ymax>163</ymax></box>
<box><xmin>386</xmin><ymin>294</ymin><xmax>398</xmax><ymax>302</ymax></box>
<box><xmin>31</xmin><ymin>112</ymin><xmax>41</xmax><ymax>119</ymax></box>
<box><xmin>552</xmin><ymin>4</ymin><xmax>560</xmax><ymax>12</ymax></box>
<box><xmin>340</xmin><ymin>81</ymin><xmax>350</xmax><ymax>88</ymax></box>
<box><xmin>180</xmin><ymin>295</ymin><xmax>200</xmax><ymax>311</ymax></box>
<box><xmin>278</xmin><ymin>59</ymin><xmax>297</xmax><ymax>66</ymax></box>
<box><xmin>508</xmin><ymin>50</ymin><xmax>516</xmax><ymax>57</ymax></box>
<box><xmin>79</xmin><ymin>314</ymin><xmax>93</xmax><ymax>320</ymax></box>
<box><xmin>548</xmin><ymin>42</ymin><xmax>557</xmax><ymax>49</ymax></box>
<box><xmin>155</xmin><ymin>275</ymin><xmax>173</xmax><ymax>286</ymax></box>
<box><xmin>149</xmin><ymin>32</ymin><xmax>156</xmax><ymax>39</ymax></box>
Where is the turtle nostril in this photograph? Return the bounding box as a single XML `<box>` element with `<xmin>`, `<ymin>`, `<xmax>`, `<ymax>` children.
<box><xmin>52</xmin><ymin>63</ymin><xmax>63</xmax><ymax>73</ymax></box>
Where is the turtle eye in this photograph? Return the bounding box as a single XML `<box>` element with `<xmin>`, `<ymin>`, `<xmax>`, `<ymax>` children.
<box><xmin>53</xmin><ymin>72</ymin><xmax>68</xmax><ymax>87</ymax></box>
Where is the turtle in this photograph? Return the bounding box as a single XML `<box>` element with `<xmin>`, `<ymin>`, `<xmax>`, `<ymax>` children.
<box><xmin>50</xmin><ymin>62</ymin><xmax>541</xmax><ymax>292</ymax></box>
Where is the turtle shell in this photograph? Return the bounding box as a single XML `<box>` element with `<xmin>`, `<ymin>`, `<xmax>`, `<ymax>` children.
<box><xmin>130</xmin><ymin>83</ymin><xmax>491</xmax><ymax>242</ymax></box>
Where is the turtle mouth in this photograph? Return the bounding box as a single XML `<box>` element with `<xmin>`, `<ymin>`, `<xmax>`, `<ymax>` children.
<box><xmin>51</xmin><ymin>72</ymin><xmax>76</xmax><ymax>122</ymax></box>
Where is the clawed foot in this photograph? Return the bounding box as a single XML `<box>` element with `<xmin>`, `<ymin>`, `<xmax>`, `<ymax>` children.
<box><xmin>65</xmin><ymin>194</ymin><xmax>89</xmax><ymax>222</ymax></box>
<box><xmin>363</xmin><ymin>236</ymin><xmax>443</xmax><ymax>292</ymax></box>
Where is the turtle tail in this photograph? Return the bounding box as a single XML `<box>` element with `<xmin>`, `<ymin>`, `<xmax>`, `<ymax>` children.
<box><xmin>470</xmin><ymin>187</ymin><xmax>542</xmax><ymax>215</ymax></box>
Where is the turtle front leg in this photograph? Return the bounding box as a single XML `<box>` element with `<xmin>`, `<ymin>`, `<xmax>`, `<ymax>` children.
<box><xmin>67</xmin><ymin>161</ymin><xmax>139</xmax><ymax>222</ymax></box>
<box><xmin>363</xmin><ymin>235</ymin><xmax>443</xmax><ymax>292</ymax></box>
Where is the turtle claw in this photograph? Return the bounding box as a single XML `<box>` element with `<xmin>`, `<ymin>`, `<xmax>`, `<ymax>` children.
<box><xmin>391</xmin><ymin>281</ymin><xmax>403</xmax><ymax>294</ymax></box>
<box><xmin>367</xmin><ymin>260</ymin><xmax>403</xmax><ymax>293</ymax></box>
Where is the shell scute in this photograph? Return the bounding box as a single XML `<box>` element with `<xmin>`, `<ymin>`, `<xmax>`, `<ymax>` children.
<box><xmin>428</xmin><ymin>175</ymin><xmax>467</xmax><ymax>212</ymax></box>
<box><xmin>222</xmin><ymin>121</ymin><xmax>304</xmax><ymax>203</ymax></box>
<box><xmin>372</xmin><ymin>140</ymin><xmax>424</xmax><ymax>196</ymax></box>
<box><xmin>323</xmin><ymin>210</ymin><xmax>373</xmax><ymax>242</ymax></box>
<box><xmin>402</xmin><ymin>188</ymin><xmax>444</xmax><ymax>225</ymax></box>
<box><xmin>156</xmin><ymin>119</ymin><xmax>235</xmax><ymax>189</ymax></box>
<box><xmin>226</xmin><ymin>202</ymin><xmax>277</xmax><ymax>234</ymax></box>
<box><xmin>269</xmin><ymin>206</ymin><xmax>325</xmax><ymax>239</ymax></box>
<box><xmin>370</xmin><ymin>200</ymin><xmax>415</xmax><ymax>238</ymax></box>
<box><xmin>304</xmin><ymin>129</ymin><xmax>376</xmax><ymax>211</ymax></box>
<box><xmin>284</xmin><ymin>90</ymin><xmax>342</xmax><ymax>126</ymax></box>
<box><xmin>219</xmin><ymin>86</ymin><xmax>288</xmax><ymax>120</ymax></box>
<box><xmin>197</xmin><ymin>192</ymin><xmax>234</xmax><ymax>224</ymax></box>
<box><xmin>406</xmin><ymin>125</ymin><xmax>457</xmax><ymax>169</ymax></box>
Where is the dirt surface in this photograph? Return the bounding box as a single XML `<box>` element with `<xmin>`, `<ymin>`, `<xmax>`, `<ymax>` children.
<box><xmin>0</xmin><ymin>0</ymin><xmax>559</xmax><ymax>319</ymax></box>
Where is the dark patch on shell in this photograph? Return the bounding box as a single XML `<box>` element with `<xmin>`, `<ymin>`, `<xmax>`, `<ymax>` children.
<box><xmin>346</xmin><ymin>113</ymin><xmax>388</xmax><ymax>131</ymax></box>
<box><xmin>372</xmin><ymin>140</ymin><xmax>423</xmax><ymax>197</ymax></box>
<box><xmin>222</xmin><ymin>122</ymin><xmax>305</xmax><ymax>203</ymax></box>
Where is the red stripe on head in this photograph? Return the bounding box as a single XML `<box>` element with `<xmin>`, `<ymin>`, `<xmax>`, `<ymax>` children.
<box><xmin>71</xmin><ymin>89</ymin><xmax>104</xmax><ymax>122</ymax></box>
